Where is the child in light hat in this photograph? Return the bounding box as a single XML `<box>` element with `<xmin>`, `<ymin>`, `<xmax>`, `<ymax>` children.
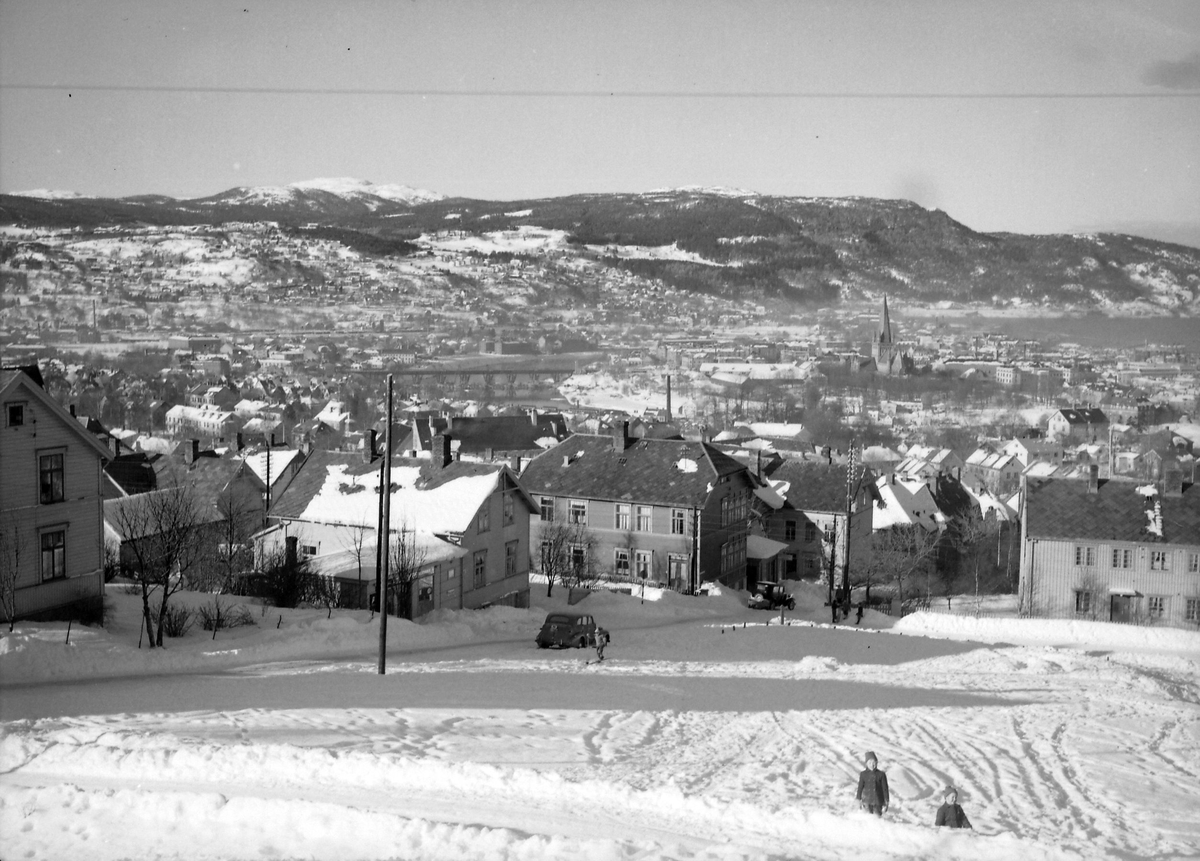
<box><xmin>935</xmin><ymin>785</ymin><xmax>972</xmax><ymax>829</ymax></box>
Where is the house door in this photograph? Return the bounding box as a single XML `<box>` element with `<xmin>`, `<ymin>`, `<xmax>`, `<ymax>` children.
<box><xmin>1110</xmin><ymin>595</ymin><xmax>1135</xmax><ymax>624</ymax></box>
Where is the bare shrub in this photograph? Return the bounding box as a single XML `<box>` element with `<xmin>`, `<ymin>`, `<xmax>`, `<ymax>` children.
<box><xmin>160</xmin><ymin>604</ymin><xmax>193</xmax><ymax>638</ymax></box>
<box><xmin>197</xmin><ymin>598</ymin><xmax>257</xmax><ymax>632</ymax></box>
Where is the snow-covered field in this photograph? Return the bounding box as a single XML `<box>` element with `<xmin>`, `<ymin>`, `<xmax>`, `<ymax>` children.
<box><xmin>1</xmin><ymin>583</ymin><xmax>1197</xmax><ymax>861</ymax></box>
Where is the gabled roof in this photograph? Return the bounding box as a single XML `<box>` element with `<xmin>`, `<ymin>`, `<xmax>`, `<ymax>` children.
<box><xmin>519</xmin><ymin>433</ymin><xmax>750</xmax><ymax>507</ymax></box>
<box><xmin>1025</xmin><ymin>477</ymin><xmax>1199</xmax><ymax>544</ymax></box>
<box><xmin>270</xmin><ymin>449</ymin><xmax>531</xmax><ymax>534</ymax></box>
<box><xmin>0</xmin><ymin>368</ymin><xmax>113</xmax><ymax>462</ymax></box>
<box><xmin>767</xmin><ymin>460</ymin><xmax>852</xmax><ymax>514</ymax></box>
<box><xmin>1052</xmin><ymin>407</ymin><xmax>1109</xmax><ymax>425</ymax></box>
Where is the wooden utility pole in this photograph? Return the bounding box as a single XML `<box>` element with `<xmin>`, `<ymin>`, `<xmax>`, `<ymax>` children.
<box><xmin>377</xmin><ymin>374</ymin><xmax>393</xmax><ymax>675</ymax></box>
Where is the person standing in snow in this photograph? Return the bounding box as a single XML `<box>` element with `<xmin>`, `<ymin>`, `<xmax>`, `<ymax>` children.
<box><xmin>595</xmin><ymin>629</ymin><xmax>609</xmax><ymax>662</ymax></box>
<box><xmin>855</xmin><ymin>751</ymin><xmax>889</xmax><ymax>816</ymax></box>
<box><xmin>935</xmin><ymin>786</ymin><xmax>971</xmax><ymax>829</ymax></box>
<box><xmin>855</xmin><ymin>602</ymin><xmax>864</xmax><ymax>625</ymax></box>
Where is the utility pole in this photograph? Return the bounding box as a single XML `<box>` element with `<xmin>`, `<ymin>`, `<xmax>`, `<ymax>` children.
<box><xmin>377</xmin><ymin>374</ymin><xmax>393</xmax><ymax>675</ymax></box>
<box><xmin>842</xmin><ymin>444</ymin><xmax>856</xmax><ymax>602</ymax></box>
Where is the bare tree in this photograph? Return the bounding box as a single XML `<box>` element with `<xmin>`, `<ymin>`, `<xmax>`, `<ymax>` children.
<box><xmin>0</xmin><ymin>512</ymin><xmax>28</xmax><ymax>632</ymax></box>
<box><xmin>386</xmin><ymin>525</ymin><xmax>427</xmax><ymax>620</ymax></box>
<box><xmin>338</xmin><ymin>521</ymin><xmax>372</xmax><ymax>610</ymax></box>
<box><xmin>536</xmin><ymin>519</ymin><xmax>599</xmax><ymax>596</ymax></box>
<box><xmin>856</xmin><ymin>525</ymin><xmax>942</xmax><ymax>613</ymax></box>
<box><xmin>109</xmin><ymin>484</ymin><xmax>213</xmax><ymax>647</ymax></box>
<box><xmin>947</xmin><ymin>507</ymin><xmax>1000</xmax><ymax>614</ymax></box>
<box><xmin>210</xmin><ymin>482</ymin><xmax>261</xmax><ymax>593</ymax></box>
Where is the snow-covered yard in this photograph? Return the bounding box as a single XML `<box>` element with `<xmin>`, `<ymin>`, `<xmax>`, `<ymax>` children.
<box><xmin>1</xmin><ymin>583</ymin><xmax>1197</xmax><ymax>861</ymax></box>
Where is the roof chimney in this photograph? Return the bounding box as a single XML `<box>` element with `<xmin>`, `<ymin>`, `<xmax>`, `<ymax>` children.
<box><xmin>236</xmin><ymin>432</ymin><xmax>244</xmax><ymax>452</ymax></box>
<box><xmin>433</xmin><ymin>432</ymin><xmax>452</xmax><ymax>469</ymax></box>
<box><xmin>1087</xmin><ymin>463</ymin><xmax>1099</xmax><ymax>493</ymax></box>
<box><xmin>756</xmin><ymin>450</ymin><xmax>763</xmax><ymax>481</ymax></box>
<box><xmin>364</xmin><ymin>429</ymin><xmax>378</xmax><ymax>462</ymax></box>
<box><xmin>529</xmin><ymin>408</ymin><xmax>539</xmax><ymax>426</ymax></box>
<box><xmin>612</xmin><ymin>420</ymin><xmax>629</xmax><ymax>452</ymax></box>
<box><xmin>285</xmin><ymin>535</ymin><xmax>298</xmax><ymax>567</ymax></box>
<box><xmin>69</xmin><ymin>404</ymin><xmax>76</xmax><ymax>418</ymax></box>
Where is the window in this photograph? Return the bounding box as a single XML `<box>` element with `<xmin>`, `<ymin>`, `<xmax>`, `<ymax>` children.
<box><xmin>1074</xmin><ymin>590</ymin><xmax>1092</xmax><ymax>614</ymax></box>
<box><xmin>1074</xmin><ymin>545</ymin><xmax>1096</xmax><ymax>566</ymax></box>
<box><xmin>804</xmin><ymin>557</ymin><xmax>816</xmax><ymax>572</ymax></box>
<box><xmin>635</xmin><ymin>505</ymin><xmax>651</xmax><ymax>532</ymax></box>
<box><xmin>804</xmin><ymin>523</ymin><xmax>816</xmax><ymax>543</ymax></box>
<box><xmin>476</xmin><ymin>505</ymin><xmax>490</xmax><ymax>533</ymax></box>
<box><xmin>40</xmin><ymin>530</ymin><xmax>66</xmax><ymax>581</ymax></box>
<box><xmin>1150</xmin><ymin>551</ymin><xmax>1170</xmax><ymax>571</ymax></box>
<box><xmin>504</xmin><ymin>540</ymin><xmax>518</xmax><ymax>577</ymax></box>
<box><xmin>540</xmin><ymin>496</ymin><xmax>554</xmax><ymax>522</ymax></box>
<box><xmin>720</xmin><ymin>535</ymin><xmax>746</xmax><ymax>576</ymax></box>
<box><xmin>1186</xmin><ymin>598</ymin><xmax>1200</xmax><ymax>623</ymax></box>
<box><xmin>1147</xmin><ymin>596</ymin><xmax>1166</xmax><ymax>618</ymax></box>
<box><xmin>615</xmin><ymin>503</ymin><xmax>630</xmax><ymax>531</ymax></box>
<box><xmin>635</xmin><ymin>550</ymin><xmax>652</xmax><ymax>579</ymax></box>
<box><xmin>300</xmin><ymin>544</ymin><xmax>317</xmax><ymax>557</ymax></box>
<box><xmin>721</xmin><ymin>496</ymin><xmax>731</xmax><ymax>526</ymax></box>
<box><xmin>417</xmin><ymin>575</ymin><xmax>434</xmax><ymax>603</ymax></box>
<box><xmin>671</xmin><ymin>509</ymin><xmax>686</xmax><ymax>535</ymax></box>
<box><xmin>1112</xmin><ymin>548</ymin><xmax>1132</xmax><ymax>569</ymax></box>
<box><xmin>823</xmin><ymin>523</ymin><xmax>836</xmax><ymax>544</ymax></box>
<box><xmin>570</xmin><ymin>544</ymin><xmax>588</xmax><ymax>576</ymax></box>
<box><xmin>503</xmin><ymin>493</ymin><xmax>514</xmax><ymax>525</ymax></box>
<box><xmin>473</xmin><ymin>550</ymin><xmax>487</xmax><ymax>588</ymax></box>
<box><xmin>785</xmin><ymin>521</ymin><xmax>797</xmax><ymax>541</ymax></box>
<box><xmin>569</xmin><ymin>500</ymin><xmax>587</xmax><ymax>525</ymax></box>
<box><xmin>614</xmin><ymin>548</ymin><xmax>630</xmax><ymax>576</ymax></box>
<box><xmin>6</xmin><ymin>403</ymin><xmax>24</xmax><ymax>427</ymax></box>
<box><xmin>39</xmin><ymin>452</ymin><xmax>65</xmax><ymax>504</ymax></box>
<box><xmin>1188</xmin><ymin>553</ymin><xmax>1199</xmax><ymax>574</ymax></box>
<box><xmin>668</xmin><ymin>553</ymin><xmax>687</xmax><ymax>585</ymax></box>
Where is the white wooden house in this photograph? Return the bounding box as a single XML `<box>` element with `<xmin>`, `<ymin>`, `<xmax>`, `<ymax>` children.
<box><xmin>1019</xmin><ymin>465</ymin><xmax>1200</xmax><ymax>629</ymax></box>
<box><xmin>1</xmin><ymin>368</ymin><xmax>112</xmax><ymax>622</ymax></box>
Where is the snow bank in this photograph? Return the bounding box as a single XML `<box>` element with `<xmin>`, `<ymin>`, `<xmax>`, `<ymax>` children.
<box><xmin>894</xmin><ymin>611</ymin><xmax>1200</xmax><ymax>654</ymax></box>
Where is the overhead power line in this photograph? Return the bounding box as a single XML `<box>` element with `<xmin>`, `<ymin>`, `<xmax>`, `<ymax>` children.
<box><xmin>2</xmin><ymin>83</ymin><xmax>1197</xmax><ymax>98</ymax></box>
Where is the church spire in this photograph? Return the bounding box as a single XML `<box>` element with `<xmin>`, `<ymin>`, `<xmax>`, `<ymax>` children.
<box><xmin>879</xmin><ymin>296</ymin><xmax>893</xmax><ymax>344</ymax></box>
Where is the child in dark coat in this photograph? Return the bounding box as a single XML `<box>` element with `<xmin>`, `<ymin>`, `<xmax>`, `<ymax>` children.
<box><xmin>935</xmin><ymin>786</ymin><xmax>972</xmax><ymax>829</ymax></box>
<box><xmin>855</xmin><ymin>751</ymin><xmax>889</xmax><ymax>816</ymax></box>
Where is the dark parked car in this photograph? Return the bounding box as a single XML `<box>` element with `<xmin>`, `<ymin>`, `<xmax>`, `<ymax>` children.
<box><xmin>748</xmin><ymin>582</ymin><xmax>795</xmax><ymax>611</ymax></box>
<box><xmin>535</xmin><ymin>611</ymin><xmax>609</xmax><ymax>649</ymax></box>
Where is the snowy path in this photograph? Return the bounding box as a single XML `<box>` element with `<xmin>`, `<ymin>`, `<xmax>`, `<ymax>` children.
<box><xmin>3</xmin><ymin>648</ymin><xmax>1198</xmax><ymax>860</ymax></box>
<box><xmin>2</xmin><ymin>589</ymin><xmax>1198</xmax><ymax>860</ymax></box>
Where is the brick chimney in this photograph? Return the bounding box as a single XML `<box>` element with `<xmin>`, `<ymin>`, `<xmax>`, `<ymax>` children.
<box><xmin>611</xmin><ymin>420</ymin><xmax>629</xmax><ymax>452</ymax></box>
<box><xmin>1087</xmin><ymin>463</ymin><xmax>1099</xmax><ymax>493</ymax></box>
<box><xmin>364</xmin><ymin>429</ymin><xmax>378</xmax><ymax>463</ymax></box>
<box><xmin>432</xmin><ymin>432</ymin><xmax>453</xmax><ymax>470</ymax></box>
<box><xmin>236</xmin><ymin>432</ymin><xmax>244</xmax><ymax>452</ymax></box>
<box><xmin>185</xmin><ymin>439</ymin><xmax>200</xmax><ymax>465</ymax></box>
<box><xmin>285</xmin><ymin>535</ymin><xmax>298</xmax><ymax>567</ymax></box>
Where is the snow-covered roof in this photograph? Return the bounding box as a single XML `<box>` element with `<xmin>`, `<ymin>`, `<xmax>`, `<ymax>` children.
<box><xmin>280</xmin><ymin>459</ymin><xmax>504</xmax><ymax>535</ymax></box>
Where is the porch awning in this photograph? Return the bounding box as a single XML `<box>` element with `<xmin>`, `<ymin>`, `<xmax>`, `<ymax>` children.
<box><xmin>746</xmin><ymin>534</ymin><xmax>789</xmax><ymax>560</ymax></box>
<box><xmin>1107</xmin><ymin>586</ymin><xmax>1143</xmax><ymax>597</ymax></box>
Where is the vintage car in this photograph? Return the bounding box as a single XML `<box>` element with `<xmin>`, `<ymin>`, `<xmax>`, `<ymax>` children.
<box><xmin>535</xmin><ymin>611</ymin><xmax>609</xmax><ymax>649</ymax></box>
<box><xmin>747</xmin><ymin>582</ymin><xmax>796</xmax><ymax>611</ymax></box>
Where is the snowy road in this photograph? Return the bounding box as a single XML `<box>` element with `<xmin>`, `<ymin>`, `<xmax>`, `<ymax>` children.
<box><xmin>2</xmin><ymin>589</ymin><xmax>1198</xmax><ymax>860</ymax></box>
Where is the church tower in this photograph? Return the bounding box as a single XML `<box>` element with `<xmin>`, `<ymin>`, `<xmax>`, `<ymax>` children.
<box><xmin>871</xmin><ymin>296</ymin><xmax>906</xmax><ymax>375</ymax></box>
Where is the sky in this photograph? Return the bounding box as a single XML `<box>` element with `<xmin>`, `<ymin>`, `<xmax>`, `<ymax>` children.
<box><xmin>1</xmin><ymin>0</ymin><xmax>1199</xmax><ymax>244</ymax></box>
